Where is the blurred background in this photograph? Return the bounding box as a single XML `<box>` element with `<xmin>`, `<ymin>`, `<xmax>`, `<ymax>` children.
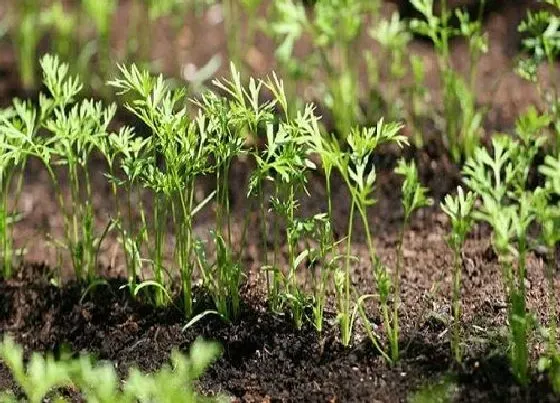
<box><xmin>0</xmin><ymin>0</ymin><xmax>552</xmax><ymax>134</ymax></box>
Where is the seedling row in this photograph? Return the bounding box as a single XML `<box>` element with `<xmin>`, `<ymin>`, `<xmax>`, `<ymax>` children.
<box><xmin>0</xmin><ymin>0</ymin><xmax>559</xmax><ymax>400</ymax></box>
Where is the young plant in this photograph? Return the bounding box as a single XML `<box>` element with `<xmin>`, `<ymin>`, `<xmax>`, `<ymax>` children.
<box><xmin>535</xmin><ymin>154</ymin><xmax>560</xmax><ymax>392</ymax></box>
<box><xmin>305</xmin><ymin>213</ymin><xmax>338</xmax><ymax>333</ymax></box>
<box><xmin>11</xmin><ymin>0</ymin><xmax>43</xmax><ymax>91</ymax></box>
<box><xmin>0</xmin><ymin>335</ymin><xmax>223</xmax><ymax>403</ymax></box>
<box><xmin>99</xmin><ymin>127</ymin><xmax>150</xmax><ymax>294</ymax></box>
<box><xmin>269</xmin><ymin>0</ymin><xmax>380</xmax><ymax>138</ymax></box>
<box><xmin>334</xmin><ymin>119</ymin><xmax>408</xmax><ymax>346</ymax></box>
<box><xmin>193</xmin><ymin>64</ymin><xmax>274</xmax><ymax>321</ymax></box>
<box><xmin>302</xmin><ymin>101</ymin><xmax>350</xmax><ymax>333</ymax></box>
<box><xmin>0</xmin><ymin>101</ymin><xmax>38</xmax><ymax>278</ymax></box>
<box><xmin>386</xmin><ymin>158</ymin><xmax>433</xmax><ymax>361</ymax></box>
<box><xmin>255</xmin><ymin>107</ymin><xmax>317</xmax><ymax>329</ymax></box>
<box><xmin>441</xmin><ymin>186</ymin><xmax>475</xmax><ymax>363</ymax></box>
<box><xmin>463</xmin><ymin>127</ymin><xmax>545</xmax><ymax>385</ymax></box>
<box><xmin>410</xmin><ymin>0</ymin><xmax>488</xmax><ymax>162</ymax></box>
<box><xmin>110</xmin><ymin>64</ymin><xmax>213</xmax><ymax>314</ymax></box>
<box><xmin>517</xmin><ymin>0</ymin><xmax>560</xmax><ymax>151</ymax></box>
<box><xmin>82</xmin><ymin>0</ymin><xmax>117</xmax><ymax>93</ymax></box>
<box><xmin>14</xmin><ymin>55</ymin><xmax>115</xmax><ymax>282</ymax></box>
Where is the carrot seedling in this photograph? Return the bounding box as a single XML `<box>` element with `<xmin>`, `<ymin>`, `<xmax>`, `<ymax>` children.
<box><xmin>441</xmin><ymin>186</ymin><xmax>475</xmax><ymax>363</ymax></box>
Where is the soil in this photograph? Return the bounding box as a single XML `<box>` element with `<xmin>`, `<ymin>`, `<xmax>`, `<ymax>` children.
<box><xmin>0</xmin><ymin>1</ymin><xmax>560</xmax><ymax>402</ymax></box>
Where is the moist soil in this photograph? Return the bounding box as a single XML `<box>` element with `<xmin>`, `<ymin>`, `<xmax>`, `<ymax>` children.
<box><xmin>1</xmin><ymin>1</ymin><xmax>560</xmax><ymax>402</ymax></box>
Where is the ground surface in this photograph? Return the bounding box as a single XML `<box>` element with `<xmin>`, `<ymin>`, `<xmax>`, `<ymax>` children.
<box><xmin>0</xmin><ymin>1</ymin><xmax>559</xmax><ymax>402</ymax></box>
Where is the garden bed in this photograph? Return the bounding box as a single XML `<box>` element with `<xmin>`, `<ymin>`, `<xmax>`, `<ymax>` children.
<box><xmin>0</xmin><ymin>1</ymin><xmax>559</xmax><ymax>402</ymax></box>
<box><xmin>0</xmin><ymin>145</ymin><xmax>558</xmax><ymax>401</ymax></box>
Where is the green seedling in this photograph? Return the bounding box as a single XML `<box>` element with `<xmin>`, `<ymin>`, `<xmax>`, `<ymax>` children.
<box><xmin>463</xmin><ymin>124</ymin><xmax>546</xmax><ymax>385</ymax></box>
<box><xmin>388</xmin><ymin>158</ymin><xmax>433</xmax><ymax>361</ymax></box>
<box><xmin>369</xmin><ymin>12</ymin><xmax>412</xmax><ymax>121</ymax></box>
<box><xmin>82</xmin><ymin>0</ymin><xmax>117</xmax><ymax>93</ymax></box>
<box><xmin>410</xmin><ymin>0</ymin><xmax>488</xmax><ymax>162</ymax></box>
<box><xmin>12</xmin><ymin>55</ymin><xmax>115</xmax><ymax>282</ymax></box>
<box><xmin>256</xmin><ymin>106</ymin><xmax>317</xmax><ymax>329</ymax></box>
<box><xmin>0</xmin><ymin>335</ymin><xmax>223</xmax><ymax>403</ymax></box>
<box><xmin>193</xmin><ymin>64</ymin><xmax>274</xmax><ymax>321</ymax></box>
<box><xmin>99</xmin><ymin>127</ymin><xmax>150</xmax><ymax>293</ymax></box>
<box><xmin>441</xmin><ymin>186</ymin><xmax>475</xmax><ymax>363</ymax></box>
<box><xmin>41</xmin><ymin>57</ymin><xmax>115</xmax><ymax>282</ymax></box>
<box><xmin>0</xmin><ymin>101</ymin><xmax>37</xmax><ymax>278</ymax></box>
<box><xmin>517</xmin><ymin>1</ymin><xmax>560</xmax><ymax>151</ymax></box>
<box><xmin>247</xmin><ymin>74</ymin><xmax>319</xmax><ymax>324</ymax></box>
<box><xmin>269</xmin><ymin>0</ymin><xmax>380</xmax><ymax>138</ymax></box>
<box><xmin>535</xmin><ymin>153</ymin><xmax>560</xmax><ymax>393</ymax></box>
<box><xmin>358</xmin><ymin>158</ymin><xmax>433</xmax><ymax>363</ymax></box>
<box><xmin>109</xmin><ymin>64</ymin><xmax>213</xmax><ymax>314</ymax></box>
<box><xmin>334</xmin><ymin>119</ymin><xmax>408</xmax><ymax>347</ymax></box>
<box><xmin>305</xmin><ymin>213</ymin><xmax>339</xmax><ymax>333</ymax></box>
<box><xmin>11</xmin><ymin>0</ymin><xmax>42</xmax><ymax>91</ymax></box>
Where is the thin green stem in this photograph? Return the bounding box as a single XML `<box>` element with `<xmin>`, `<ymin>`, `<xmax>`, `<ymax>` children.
<box><xmin>342</xmin><ymin>199</ymin><xmax>356</xmax><ymax>346</ymax></box>
<box><xmin>452</xmin><ymin>248</ymin><xmax>462</xmax><ymax>363</ymax></box>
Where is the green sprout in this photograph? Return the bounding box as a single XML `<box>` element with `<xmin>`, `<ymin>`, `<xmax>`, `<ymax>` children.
<box><xmin>441</xmin><ymin>186</ymin><xmax>475</xmax><ymax>363</ymax></box>
<box><xmin>0</xmin><ymin>101</ymin><xmax>38</xmax><ymax>278</ymax></box>
<box><xmin>109</xmin><ymin>63</ymin><xmax>213</xmax><ymax>314</ymax></box>
<box><xmin>14</xmin><ymin>55</ymin><xmax>115</xmax><ymax>282</ymax></box>
<box><xmin>517</xmin><ymin>1</ymin><xmax>560</xmax><ymax>151</ymax></box>
<box><xmin>269</xmin><ymin>0</ymin><xmax>380</xmax><ymax>138</ymax></box>
<box><xmin>82</xmin><ymin>0</ymin><xmax>117</xmax><ymax>93</ymax></box>
<box><xmin>389</xmin><ymin>158</ymin><xmax>433</xmax><ymax>361</ymax></box>
<box><xmin>256</xmin><ymin>106</ymin><xmax>317</xmax><ymax>328</ymax></box>
<box><xmin>463</xmin><ymin>123</ymin><xmax>546</xmax><ymax>385</ymax></box>
<box><xmin>535</xmin><ymin>153</ymin><xmax>560</xmax><ymax>393</ymax></box>
<box><xmin>99</xmin><ymin>126</ymin><xmax>150</xmax><ymax>294</ymax></box>
<box><xmin>410</xmin><ymin>0</ymin><xmax>488</xmax><ymax>162</ymax></box>
<box><xmin>334</xmin><ymin>119</ymin><xmax>407</xmax><ymax>347</ymax></box>
<box><xmin>193</xmin><ymin>64</ymin><xmax>274</xmax><ymax>321</ymax></box>
<box><xmin>12</xmin><ymin>0</ymin><xmax>43</xmax><ymax>91</ymax></box>
<box><xmin>0</xmin><ymin>335</ymin><xmax>223</xmax><ymax>403</ymax></box>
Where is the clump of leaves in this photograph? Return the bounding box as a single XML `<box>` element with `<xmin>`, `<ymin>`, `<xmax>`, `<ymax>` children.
<box><xmin>0</xmin><ymin>335</ymin><xmax>223</xmax><ymax>402</ymax></box>
<box><xmin>109</xmin><ymin>63</ymin><xmax>214</xmax><ymax>314</ymax></box>
<box><xmin>0</xmin><ymin>101</ymin><xmax>37</xmax><ymax>278</ymax></box>
<box><xmin>463</xmin><ymin>108</ymin><xmax>549</xmax><ymax>384</ymax></box>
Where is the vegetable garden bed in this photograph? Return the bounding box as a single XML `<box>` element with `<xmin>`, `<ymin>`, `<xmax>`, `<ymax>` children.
<box><xmin>0</xmin><ymin>1</ymin><xmax>559</xmax><ymax>402</ymax></box>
